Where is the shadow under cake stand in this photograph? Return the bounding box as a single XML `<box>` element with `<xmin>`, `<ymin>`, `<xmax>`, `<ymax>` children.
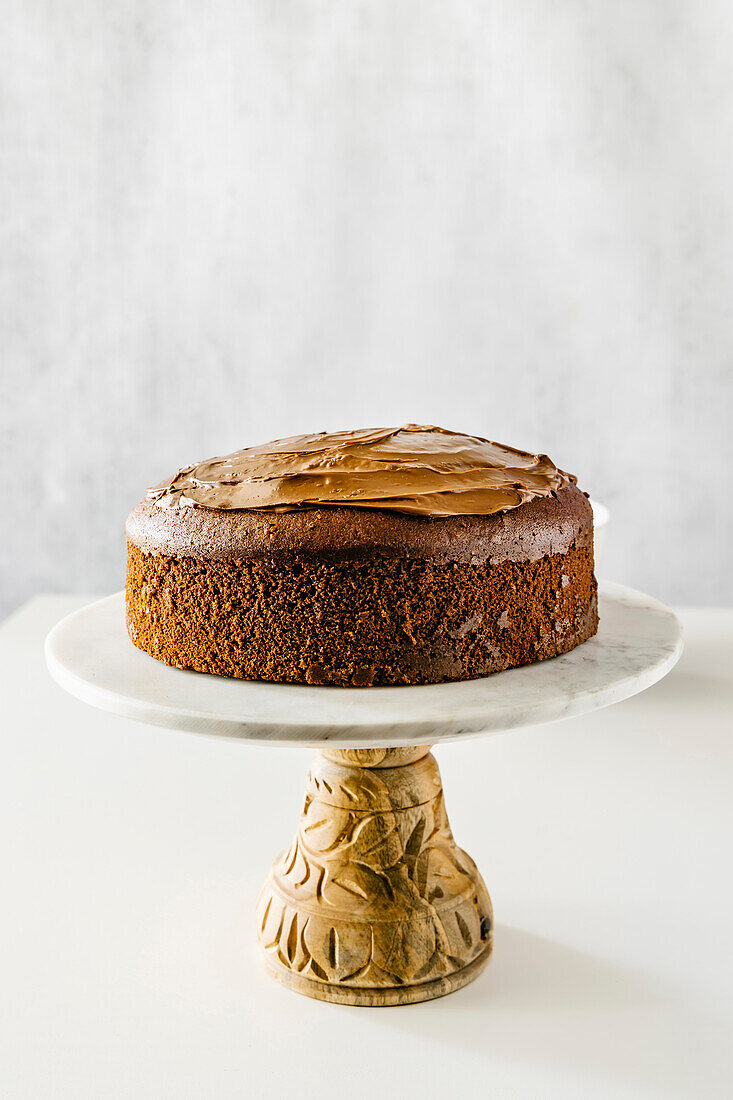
<box><xmin>45</xmin><ymin>581</ymin><xmax>682</xmax><ymax>1007</ymax></box>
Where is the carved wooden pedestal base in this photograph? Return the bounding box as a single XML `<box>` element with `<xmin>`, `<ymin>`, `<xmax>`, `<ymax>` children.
<box><xmin>257</xmin><ymin>746</ymin><xmax>493</xmax><ymax>1006</ymax></box>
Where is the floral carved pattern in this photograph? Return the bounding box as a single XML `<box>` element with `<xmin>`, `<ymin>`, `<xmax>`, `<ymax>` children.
<box><xmin>257</xmin><ymin>748</ymin><xmax>493</xmax><ymax>995</ymax></box>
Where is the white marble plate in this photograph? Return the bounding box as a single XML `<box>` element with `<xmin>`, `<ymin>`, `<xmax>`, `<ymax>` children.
<box><xmin>45</xmin><ymin>583</ymin><xmax>682</xmax><ymax>748</ymax></box>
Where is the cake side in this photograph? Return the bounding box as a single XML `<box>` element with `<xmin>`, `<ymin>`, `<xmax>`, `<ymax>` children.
<box><xmin>125</xmin><ymin>485</ymin><xmax>598</xmax><ymax>687</ymax></box>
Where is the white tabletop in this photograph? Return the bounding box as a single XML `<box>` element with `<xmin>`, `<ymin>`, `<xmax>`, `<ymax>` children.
<box><xmin>2</xmin><ymin>596</ymin><xmax>732</xmax><ymax>1100</ymax></box>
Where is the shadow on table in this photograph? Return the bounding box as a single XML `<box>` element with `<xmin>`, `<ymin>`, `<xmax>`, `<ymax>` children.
<box><xmin>379</xmin><ymin>925</ymin><xmax>732</xmax><ymax>1099</ymax></box>
<box><xmin>469</xmin><ymin>924</ymin><xmax>656</xmax><ymax>1011</ymax></box>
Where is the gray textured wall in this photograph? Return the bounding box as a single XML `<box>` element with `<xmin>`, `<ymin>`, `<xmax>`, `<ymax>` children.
<box><xmin>2</xmin><ymin>1</ymin><xmax>731</xmax><ymax>618</ymax></box>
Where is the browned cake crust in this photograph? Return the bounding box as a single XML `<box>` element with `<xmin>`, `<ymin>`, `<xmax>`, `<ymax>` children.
<box><xmin>125</xmin><ymin>484</ymin><xmax>598</xmax><ymax>686</ymax></box>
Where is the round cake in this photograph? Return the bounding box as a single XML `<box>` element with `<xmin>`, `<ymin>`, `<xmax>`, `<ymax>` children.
<box><xmin>125</xmin><ymin>425</ymin><xmax>598</xmax><ymax>686</ymax></box>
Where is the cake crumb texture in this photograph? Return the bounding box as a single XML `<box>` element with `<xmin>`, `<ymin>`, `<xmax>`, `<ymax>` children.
<box><xmin>126</xmin><ymin>537</ymin><xmax>597</xmax><ymax>687</ymax></box>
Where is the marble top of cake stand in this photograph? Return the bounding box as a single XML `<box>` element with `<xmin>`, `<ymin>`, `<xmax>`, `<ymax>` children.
<box><xmin>45</xmin><ymin>581</ymin><xmax>682</xmax><ymax>749</ymax></box>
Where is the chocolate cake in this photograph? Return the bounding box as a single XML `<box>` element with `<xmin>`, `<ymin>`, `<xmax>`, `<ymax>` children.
<box><xmin>125</xmin><ymin>425</ymin><xmax>598</xmax><ymax>686</ymax></box>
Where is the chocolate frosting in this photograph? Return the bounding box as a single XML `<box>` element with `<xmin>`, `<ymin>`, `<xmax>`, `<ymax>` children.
<box><xmin>147</xmin><ymin>424</ymin><xmax>575</xmax><ymax>518</ymax></box>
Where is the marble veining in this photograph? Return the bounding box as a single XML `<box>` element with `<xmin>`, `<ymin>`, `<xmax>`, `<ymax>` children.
<box><xmin>45</xmin><ymin>582</ymin><xmax>683</xmax><ymax>748</ymax></box>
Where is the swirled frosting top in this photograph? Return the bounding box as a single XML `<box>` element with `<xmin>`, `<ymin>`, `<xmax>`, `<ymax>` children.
<box><xmin>147</xmin><ymin>424</ymin><xmax>575</xmax><ymax>518</ymax></box>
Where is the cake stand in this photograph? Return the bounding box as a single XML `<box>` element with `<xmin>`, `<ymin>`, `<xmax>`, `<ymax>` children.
<box><xmin>45</xmin><ymin>581</ymin><xmax>682</xmax><ymax>1007</ymax></box>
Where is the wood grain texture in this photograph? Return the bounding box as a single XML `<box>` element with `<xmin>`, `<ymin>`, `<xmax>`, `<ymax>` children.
<box><xmin>257</xmin><ymin>746</ymin><xmax>493</xmax><ymax>1006</ymax></box>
